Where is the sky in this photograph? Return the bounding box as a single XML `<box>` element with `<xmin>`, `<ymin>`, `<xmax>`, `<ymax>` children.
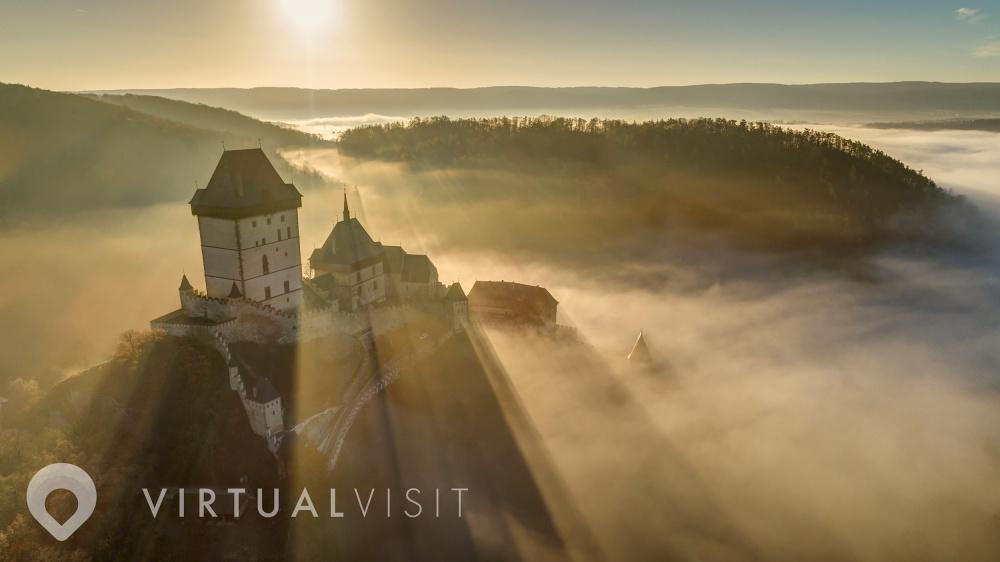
<box><xmin>1</xmin><ymin>0</ymin><xmax>1000</xmax><ymax>90</ymax></box>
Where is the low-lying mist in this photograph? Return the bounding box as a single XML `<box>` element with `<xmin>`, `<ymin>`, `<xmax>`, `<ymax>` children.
<box><xmin>282</xmin><ymin>128</ymin><xmax>1000</xmax><ymax>560</ymax></box>
<box><xmin>1</xmin><ymin>123</ymin><xmax>998</xmax><ymax>559</ymax></box>
<box><xmin>481</xmin><ymin>250</ymin><xmax>1000</xmax><ymax>561</ymax></box>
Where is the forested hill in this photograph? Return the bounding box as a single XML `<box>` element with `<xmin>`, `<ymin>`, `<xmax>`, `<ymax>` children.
<box><xmin>339</xmin><ymin>117</ymin><xmax>965</xmax><ymax>252</ymax></box>
<box><xmin>88</xmin><ymin>93</ymin><xmax>313</xmax><ymax>146</ymax></box>
<box><xmin>0</xmin><ymin>84</ymin><xmax>327</xmax><ymax>225</ymax></box>
<box><xmin>867</xmin><ymin>118</ymin><xmax>1000</xmax><ymax>132</ymax></box>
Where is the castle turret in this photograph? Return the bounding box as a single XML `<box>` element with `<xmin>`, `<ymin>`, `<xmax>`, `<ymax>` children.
<box><xmin>178</xmin><ymin>273</ymin><xmax>203</xmax><ymax>316</ymax></box>
<box><xmin>189</xmin><ymin>148</ymin><xmax>304</xmax><ymax>310</ymax></box>
<box><xmin>445</xmin><ymin>282</ymin><xmax>469</xmax><ymax>328</ymax></box>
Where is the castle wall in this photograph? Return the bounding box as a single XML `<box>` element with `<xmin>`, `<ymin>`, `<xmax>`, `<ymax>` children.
<box><xmin>202</xmin><ymin>248</ymin><xmax>243</xmax><ymax>296</ymax></box>
<box><xmin>236</xmin><ymin>211</ymin><xmax>297</xmax><ymax>251</ymax></box>
<box><xmin>351</xmin><ymin>261</ymin><xmax>386</xmax><ymax>309</ymax></box>
<box><xmin>198</xmin><ymin>216</ymin><xmax>239</xmax><ymax>249</ymax></box>
<box><xmin>156</xmin><ymin>288</ymin><xmax>468</xmax><ymax>457</ymax></box>
<box><xmin>209</xmin><ymin>329</ymin><xmax>285</xmax><ymax>454</ymax></box>
<box><xmin>196</xmin><ymin>211</ymin><xmax>303</xmax><ymax>310</ymax></box>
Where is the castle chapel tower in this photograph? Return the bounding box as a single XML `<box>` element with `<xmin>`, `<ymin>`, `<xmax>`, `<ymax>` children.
<box><xmin>189</xmin><ymin>148</ymin><xmax>304</xmax><ymax>310</ymax></box>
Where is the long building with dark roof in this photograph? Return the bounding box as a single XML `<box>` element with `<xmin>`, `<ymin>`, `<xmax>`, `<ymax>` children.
<box><xmin>468</xmin><ymin>281</ymin><xmax>558</xmax><ymax>326</ymax></box>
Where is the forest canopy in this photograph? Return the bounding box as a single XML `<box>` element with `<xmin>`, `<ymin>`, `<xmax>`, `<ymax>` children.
<box><xmin>339</xmin><ymin>116</ymin><xmax>964</xmax><ymax>252</ymax></box>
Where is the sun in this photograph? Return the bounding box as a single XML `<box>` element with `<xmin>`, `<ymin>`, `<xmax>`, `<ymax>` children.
<box><xmin>279</xmin><ymin>0</ymin><xmax>334</xmax><ymax>30</ymax></box>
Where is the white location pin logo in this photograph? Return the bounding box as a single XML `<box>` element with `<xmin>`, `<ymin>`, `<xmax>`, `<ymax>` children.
<box><xmin>26</xmin><ymin>463</ymin><xmax>97</xmax><ymax>541</ymax></box>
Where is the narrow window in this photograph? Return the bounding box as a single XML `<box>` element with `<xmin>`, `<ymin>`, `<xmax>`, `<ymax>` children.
<box><xmin>277</xmin><ymin>229</ymin><xmax>281</xmax><ymax>241</ymax></box>
<box><xmin>252</xmin><ymin>220</ymin><xmax>257</xmax><ymax>228</ymax></box>
<box><xmin>261</xmin><ymin>237</ymin><xmax>266</xmax><ymax>245</ymax></box>
<box><xmin>264</xmin><ymin>286</ymin><xmax>272</xmax><ymax>299</ymax></box>
<box><xmin>286</xmin><ymin>226</ymin><xmax>291</xmax><ymax>238</ymax></box>
<box><xmin>262</xmin><ymin>255</ymin><xmax>269</xmax><ymax>274</ymax></box>
<box><xmin>373</xmin><ymin>279</ymin><xmax>378</xmax><ymax>290</ymax></box>
<box><xmin>280</xmin><ymin>215</ymin><xmax>285</xmax><ymax>222</ymax></box>
<box><xmin>284</xmin><ymin>280</ymin><xmax>290</xmax><ymax>293</ymax></box>
<box><xmin>267</xmin><ymin>217</ymin><xmax>272</xmax><ymax>225</ymax></box>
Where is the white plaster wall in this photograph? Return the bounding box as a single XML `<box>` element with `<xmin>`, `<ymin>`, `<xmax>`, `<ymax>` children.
<box><xmin>237</xmin><ymin>211</ymin><xmax>299</xmax><ymax>250</ymax></box>
<box><xmin>203</xmin><ymin>247</ymin><xmax>241</xmax><ymax>279</ymax></box>
<box><xmin>265</xmin><ymin>399</ymin><xmax>284</xmax><ymax>432</ymax></box>
<box><xmin>351</xmin><ymin>263</ymin><xmax>386</xmax><ymax>309</ymax></box>
<box><xmin>241</xmin><ymin>239</ymin><xmax>301</xmax><ymax>278</ymax></box>
<box><xmin>199</xmin><ymin>210</ymin><xmax>303</xmax><ymax>306</ymax></box>
<box><xmin>198</xmin><ymin>216</ymin><xmax>238</xmax><ymax>250</ymax></box>
<box><xmin>244</xmin><ymin>264</ymin><xmax>303</xmax><ymax>307</ymax></box>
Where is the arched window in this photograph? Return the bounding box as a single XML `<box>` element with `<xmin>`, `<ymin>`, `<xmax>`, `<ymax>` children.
<box><xmin>262</xmin><ymin>255</ymin><xmax>269</xmax><ymax>274</ymax></box>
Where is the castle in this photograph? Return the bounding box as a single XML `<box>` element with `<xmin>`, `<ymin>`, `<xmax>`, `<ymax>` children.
<box><xmin>151</xmin><ymin>148</ymin><xmax>468</xmax><ymax>453</ymax></box>
<box><xmin>305</xmin><ymin>194</ymin><xmax>446</xmax><ymax>311</ymax></box>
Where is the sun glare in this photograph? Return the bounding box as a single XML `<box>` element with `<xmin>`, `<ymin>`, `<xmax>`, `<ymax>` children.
<box><xmin>279</xmin><ymin>0</ymin><xmax>334</xmax><ymax>30</ymax></box>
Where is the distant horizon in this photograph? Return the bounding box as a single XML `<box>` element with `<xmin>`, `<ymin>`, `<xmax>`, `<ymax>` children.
<box><xmin>72</xmin><ymin>80</ymin><xmax>1000</xmax><ymax>94</ymax></box>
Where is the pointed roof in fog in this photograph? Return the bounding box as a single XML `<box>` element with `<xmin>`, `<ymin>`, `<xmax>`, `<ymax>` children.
<box><xmin>228</xmin><ymin>282</ymin><xmax>243</xmax><ymax>299</ymax></box>
<box><xmin>189</xmin><ymin>148</ymin><xmax>302</xmax><ymax>219</ymax></box>
<box><xmin>179</xmin><ymin>274</ymin><xmax>193</xmax><ymax>291</ymax></box>
<box><xmin>627</xmin><ymin>331</ymin><xmax>652</xmax><ymax>363</ymax></box>
<box><xmin>445</xmin><ymin>282</ymin><xmax>467</xmax><ymax>302</ymax></box>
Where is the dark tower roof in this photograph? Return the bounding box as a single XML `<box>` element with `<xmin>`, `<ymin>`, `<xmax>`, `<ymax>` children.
<box><xmin>445</xmin><ymin>282</ymin><xmax>467</xmax><ymax>302</ymax></box>
<box><xmin>309</xmin><ymin>215</ymin><xmax>381</xmax><ymax>268</ymax></box>
<box><xmin>228</xmin><ymin>282</ymin><xmax>243</xmax><ymax>299</ymax></box>
<box><xmin>179</xmin><ymin>274</ymin><xmax>193</xmax><ymax>291</ymax></box>
<box><xmin>343</xmin><ymin>191</ymin><xmax>351</xmax><ymax>221</ymax></box>
<box><xmin>189</xmin><ymin>148</ymin><xmax>302</xmax><ymax>219</ymax></box>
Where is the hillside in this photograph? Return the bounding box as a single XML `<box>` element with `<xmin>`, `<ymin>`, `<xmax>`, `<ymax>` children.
<box><xmin>867</xmin><ymin>117</ymin><xmax>1000</xmax><ymax>132</ymax></box>
<box><xmin>284</xmin><ymin>328</ymin><xmax>591</xmax><ymax>561</ymax></box>
<box><xmin>0</xmin><ymin>325</ymin><xmax>590</xmax><ymax>561</ymax></box>
<box><xmin>0</xmin><ymin>331</ymin><xmax>282</xmax><ymax>561</ymax></box>
<box><xmin>0</xmin><ymin>84</ymin><xmax>328</xmax><ymax>225</ymax></box>
<box><xmin>88</xmin><ymin>93</ymin><xmax>315</xmax><ymax>146</ymax></box>
<box><xmin>338</xmin><ymin>116</ymin><xmax>968</xmax><ymax>253</ymax></box>
<box><xmin>98</xmin><ymin>82</ymin><xmax>1000</xmax><ymax>121</ymax></box>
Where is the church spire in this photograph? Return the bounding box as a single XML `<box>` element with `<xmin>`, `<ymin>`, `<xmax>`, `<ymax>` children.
<box><xmin>343</xmin><ymin>191</ymin><xmax>351</xmax><ymax>221</ymax></box>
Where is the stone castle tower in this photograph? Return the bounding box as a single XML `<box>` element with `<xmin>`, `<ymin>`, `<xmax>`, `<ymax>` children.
<box><xmin>189</xmin><ymin>148</ymin><xmax>304</xmax><ymax>310</ymax></box>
